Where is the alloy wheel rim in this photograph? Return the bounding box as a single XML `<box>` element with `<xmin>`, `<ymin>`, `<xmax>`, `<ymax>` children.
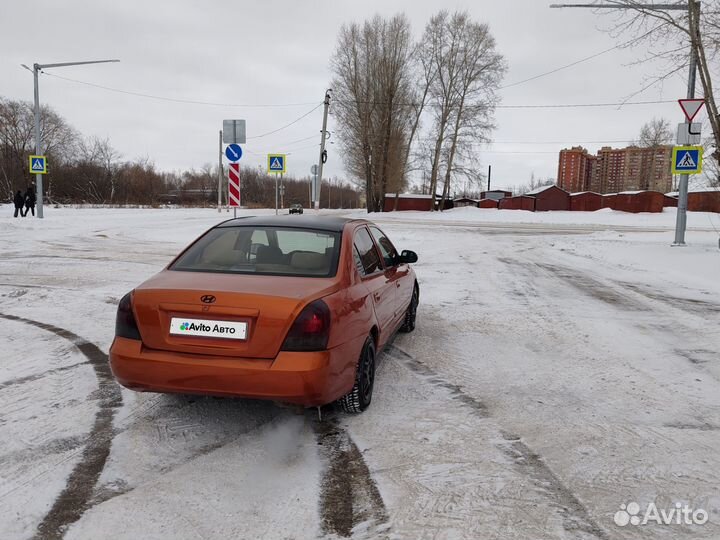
<box><xmin>361</xmin><ymin>347</ymin><xmax>375</xmax><ymax>402</ymax></box>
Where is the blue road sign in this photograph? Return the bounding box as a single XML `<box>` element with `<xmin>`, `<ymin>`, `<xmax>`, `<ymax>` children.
<box><xmin>29</xmin><ymin>155</ymin><xmax>47</xmax><ymax>174</ymax></box>
<box><xmin>225</xmin><ymin>144</ymin><xmax>243</xmax><ymax>162</ymax></box>
<box><xmin>267</xmin><ymin>154</ymin><xmax>286</xmax><ymax>173</ymax></box>
<box><xmin>672</xmin><ymin>146</ymin><xmax>702</xmax><ymax>174</ymax></box>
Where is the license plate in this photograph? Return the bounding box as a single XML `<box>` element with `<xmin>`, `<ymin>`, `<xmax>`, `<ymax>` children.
<box><xmin>170</xmin><ymin>317</ymin><xmax>247</xmax><ymax>340</ymax></box>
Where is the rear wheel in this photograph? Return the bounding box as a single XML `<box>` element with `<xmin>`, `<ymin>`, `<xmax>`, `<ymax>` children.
<box><xmin>399</xmin><ymin>285</ymin><xmax>419</xmax><ymax>333</ymax></box>
<box><xmin>338</xmin><ymin>336</ymin><xmax>376</xmax><ymax>413</ymax></box>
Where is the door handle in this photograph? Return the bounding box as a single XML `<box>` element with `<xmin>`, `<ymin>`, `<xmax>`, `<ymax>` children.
<box><xmin>373</xmin><ymin>292</ymin><xmax>382</xmax><ymax>301</ymax></box>
<box><xmin>396</xmin><ymin>281</ymin><xmax>401</xmax><ymax>287</ymax></box>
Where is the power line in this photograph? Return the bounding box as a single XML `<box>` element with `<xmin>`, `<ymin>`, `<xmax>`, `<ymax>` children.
<box><xmin>42</xmin><ymin>71</ymin><xmax>319</xmax><ymax>108</ymax></box>
<box><xmin>490</xmin><ymin>138</ymin><xmax>635</xmax><ymax>144</ymax></box>
<box><xmin>278</xmin><ymin>134</ymin><xmax>317</xmax><ymax>147</ymax></box>
<box><xmin>482</xmin><ymin>150</ymin><xmax>559</xmax><ymax>154</ymax></box>
<box><xmin>246</xmin><ymin>103</ymin><xmax>323</xmax><ymax>139</ymax></box>
<box><xmin>496</xmin><ymin>99</ymin><xmax>674</xmax><ymax>109</ymax></box>
<box><xmin>334</xmin><ymin>97</ymin><xmax>675</xmax><ymax>109</ymax></box>
<box><xmin>499</xmin><ymin>28</ymin><xmax>658</xmax><ymax>90</ymax></box>
<box><xmin>42</xmin><ymin>66</ymin><xmax>674</xmax><ymax>112</ymax></box>
<box><xmin>247</xmin><ymin>135</ymin><xmax>321</xmax><ymax>155</ymax></box>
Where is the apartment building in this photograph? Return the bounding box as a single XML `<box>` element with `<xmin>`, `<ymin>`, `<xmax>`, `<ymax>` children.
<box><xmin>558</xmin><ymin>145</ymin><xmax>673</xmax><ymax>194</ymax></box>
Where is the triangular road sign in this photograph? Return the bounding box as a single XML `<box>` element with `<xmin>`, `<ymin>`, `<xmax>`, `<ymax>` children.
<box><xmin>678</xmin><ymin>98</ymin><xmax>705</xmax><ymax>122</ymax></box>
<box><xmin>677</xmin><ymin>151</ymin><xmax>696</xmax><ymax>168</ymax></box>
<box><xmin>270</xmin><ymin>157</ymin><xmax>282</xmax><ymax>169</ymax></box>
<box><xmin>31</xmin><ymin>158</ymin><xmax>44</xmax><ymax>171</ymax></box>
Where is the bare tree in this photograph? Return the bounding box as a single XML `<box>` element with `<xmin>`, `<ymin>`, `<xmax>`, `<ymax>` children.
<box><xmin>392</xmin><ymin>34</ymin><xmax>439</xmax><ymax>210</ymax></box>
<box><xmin>635</xmin><ymin>117</ymin><xmax>673</xmax><ymax>146</ymax></box>
<box><xmin>422</xmin><ymin>11</ymin><xmax>505</xmax><ymax>211</ymax></box>
<box><xmin>0</xmin><ymin>98</ymin><xmax>78</xmax><ymax>200</ymax></box>
<box><xmin>438</xmin><ymin>14</ymin><xmax>505</xmax><ymax>210</ymax></box>
<box><xmin>331</xmin><ymin>14</ymin><xmax>416</xmax><ymax>212</ymax></box>
<box><xmin>74</xmin><ymin>136</ymin><xmax>120</xmax><ymax>202</ymax></box>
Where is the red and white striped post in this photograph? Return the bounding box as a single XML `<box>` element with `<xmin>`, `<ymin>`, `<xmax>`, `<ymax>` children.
<box><xmin>228</xmin><ymin>162</ymin><xmax>241</xmax><ymax>217</ymax></box>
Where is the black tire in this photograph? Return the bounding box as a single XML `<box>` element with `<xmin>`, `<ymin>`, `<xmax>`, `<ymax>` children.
<box><xmin>399</xmin><ymin>285</ymin><xmax>419</xmax><ymax>333</ymax></box>
<box><xmin>338</xmin><ymin>336</ymin><xmax>376</xmax><ymax>413</ymax></box>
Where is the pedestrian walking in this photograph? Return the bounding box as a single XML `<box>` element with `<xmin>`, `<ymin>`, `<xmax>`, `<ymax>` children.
<box><xmin>23</xmin><ymin>186</ymin><xmax>36</xmax><ymax>217</ymax></box>
<box><xmin>13</xmin><ymin>190</ymin><xmax>24</xmax><ymax>218</ymax></box>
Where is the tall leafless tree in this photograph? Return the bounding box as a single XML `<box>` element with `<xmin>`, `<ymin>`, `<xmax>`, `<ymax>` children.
<box><xmin>422</xmin><ymin>11</ymin><xmax>505</xmax><ymax>211</ymax></box>
<box><xmin>331</xmin><ymin>14</ymin><xmax>415</xmax><ymax>212</ymax></box>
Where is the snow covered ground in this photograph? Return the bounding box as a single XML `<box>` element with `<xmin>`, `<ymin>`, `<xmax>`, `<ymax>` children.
<box><xmin>1</xmin><ymin>205</ymin><xmax>719</xmax><ymax>539</ymax></box>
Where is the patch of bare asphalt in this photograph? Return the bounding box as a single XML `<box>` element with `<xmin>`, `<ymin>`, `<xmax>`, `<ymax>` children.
<box><xmin>0</xmin><ymin>313</ymin><xmax>122</xmax><ymax>540</ymax></box>
<box><xmin>385</xmin><ymin>343</ymin><xmax>609</xmax><ymax>540</ymax></box>
<box><xmin>499</xmin><ymin>257</ymin><xmax>647</xmax><ymax>311</ymax></box>
<box><xmin>535</xmin><ymin>263</ymin><xmax>647</xmax><ymax>311</ymax></box>
<box><xmin>619</xmin><ymin>282</ymin><xmax>720</xmax><ymax>316</ymax></box>
<box><xmin>314</xmin><ymin>418</ymin><xmax>389</xmax><ymax>538</ymax></box>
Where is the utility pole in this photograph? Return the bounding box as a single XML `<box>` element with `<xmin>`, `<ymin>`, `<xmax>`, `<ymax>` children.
<box><xmin>675</xmin><ymin>1</ymin><xmax>700</xmax><ymax>245</ymax></box>
<box><xmin>22</xmin><ymin>59</ymin><xmax>119</xmax><ymax>219</ymax></box>
<box><xmin>549</xmin><ymin>2</ymin><xmax>698</xmax><ymax>245</ymax></box>
<box><xmin>487</xmin><ymin>164</ymin><xmax>492</xmax><ymax>191</ymax></box>
<box><xmin>315</xmin><ymin>89</ymin><xmax>331</xmax><ymax>211</ymax></box>
<box><xmin>218</xmin><ymin>130</ymin><xmax>222</xmax><ymax>212</ymax></box>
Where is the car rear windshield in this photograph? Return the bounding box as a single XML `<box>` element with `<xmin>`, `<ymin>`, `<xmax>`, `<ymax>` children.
<box><xmin>170</xmin><ymin>226</ymin><xmax>341</xmax><ymax>277</ymax></box>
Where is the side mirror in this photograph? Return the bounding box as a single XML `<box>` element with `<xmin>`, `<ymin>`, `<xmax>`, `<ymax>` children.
<box><xmin>398</xmin><ymin>250</ymin><xmax>418</xmax><ymax>264</ymax></box>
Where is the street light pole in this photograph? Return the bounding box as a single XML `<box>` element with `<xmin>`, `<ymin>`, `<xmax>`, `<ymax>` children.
<box><xmin>23</xmin><ymin>59</ymin><xmax>119</xmax><ymax>218</ymax></box>
<box><xmin>549</xmin><ymin>2</ymin><xmax>699</xmax><ymax>245</ymax></box>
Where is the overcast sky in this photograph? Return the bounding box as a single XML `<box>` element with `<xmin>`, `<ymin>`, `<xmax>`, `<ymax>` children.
<box><xmin>2</xmin><ymin>0</ymin><xmax>693</xmax><ymax>192</ymax></box>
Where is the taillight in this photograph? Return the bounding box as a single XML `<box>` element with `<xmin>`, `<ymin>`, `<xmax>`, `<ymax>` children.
<box><xmin>281</xmin><ymin>300</ymin><xmax>331</xmax><ymax>352</ymax></box>
<box><xmin>116</xmin><ymin>292</ymin><xmax>141</xmax><ymax>340</ymax></box>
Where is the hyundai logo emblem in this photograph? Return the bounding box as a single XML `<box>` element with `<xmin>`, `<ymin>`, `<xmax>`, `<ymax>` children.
<box><xmin>200</xmin><ymin>295</ymin><xmax>216</xmax><ymax>304</ymax></box>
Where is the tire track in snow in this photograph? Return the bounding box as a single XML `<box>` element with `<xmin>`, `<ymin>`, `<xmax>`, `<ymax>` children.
<box><xmin>0</xmin><ymin>313</ymin><xmax>122</xmax><ymax>540</ymax></box>
<box><xmin>314</xmin><ymin>418</ymin><xmax>389</xmax><ymax>538</ymax></box>
<box><xmin>385</xmin><ymin>343</ymin><xmax>609</xmax><ymax>540</ymax></box>
<box><xmin>0</xmin><ymin>360</ymin><xmax>89</xmax><ymax>390</ymax></box>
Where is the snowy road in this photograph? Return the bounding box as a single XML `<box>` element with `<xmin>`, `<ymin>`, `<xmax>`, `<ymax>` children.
<box><xmin>1</xmin><ymin>207</ymin><xmax>719</xmax><ymax>539</ymax></box>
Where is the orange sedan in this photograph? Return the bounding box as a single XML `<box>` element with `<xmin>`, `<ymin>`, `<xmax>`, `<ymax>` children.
<box><xmin>110</xmin><ymin>216</ymin><xmax>419</xmax><ymax>412</ymax></box>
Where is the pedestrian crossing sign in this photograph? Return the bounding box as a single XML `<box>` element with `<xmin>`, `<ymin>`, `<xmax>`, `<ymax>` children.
<box><xmin>672</xmin><ymin>146</ymin><xmax>703</xmax><ymax>174</ymax></box>
<box><xmin>267</xmin><ymin>154</ymin><xmax>286</xmax><ymax>174</ymax></box>
<box><xmin>29</xmin><ymin>155</ymin><xmax>47</xmax><ymax>174</ymax></box>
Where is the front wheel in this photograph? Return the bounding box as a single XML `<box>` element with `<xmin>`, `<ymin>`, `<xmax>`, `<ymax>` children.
<box><xmin>399</xmin><ymin>285</ymin><xmax>418</xmax><ymax>333</ymax></box>
<box><xmin>338</xmin><ymin>336</ymin><xmax>376</xmax><ymax>413</ymax></box>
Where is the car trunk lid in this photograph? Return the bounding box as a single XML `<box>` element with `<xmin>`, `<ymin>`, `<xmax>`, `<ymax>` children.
<box><xmin>133</xmin><ymin>270</ymin><xmax>339</xmax><ymax>359</ymax></box>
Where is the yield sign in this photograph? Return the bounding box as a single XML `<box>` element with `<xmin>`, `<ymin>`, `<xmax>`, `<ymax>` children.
<box><xmin>678</xmin><ymin>98</ymin><xmax>705</xmax><ymax>122</ymax></box>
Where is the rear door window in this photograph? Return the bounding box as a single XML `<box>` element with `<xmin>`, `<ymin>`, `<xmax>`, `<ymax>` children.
<box><xmin>353</xmin><ymin>227</ymin><xmax>381</xmax><ymax>275</ymax></box>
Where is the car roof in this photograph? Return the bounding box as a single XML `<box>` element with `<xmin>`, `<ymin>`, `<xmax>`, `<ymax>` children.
<box><xmin>217</xmin><ymin>214</ymin><xmax>368</xmax><ymax>233</ymax></box>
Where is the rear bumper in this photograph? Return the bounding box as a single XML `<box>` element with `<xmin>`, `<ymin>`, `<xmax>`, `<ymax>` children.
<box><xmin>109</xmin><ymin>336</ymin><xmax>360</xmax><ymax>406</ymax></box>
